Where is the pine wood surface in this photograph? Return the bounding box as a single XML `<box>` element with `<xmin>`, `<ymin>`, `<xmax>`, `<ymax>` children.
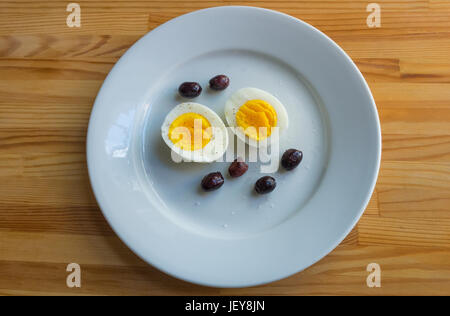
<box><xmin>0</xmin><ymin>0</ymin><xmax>449</xmax><ymax>295</ymax></box>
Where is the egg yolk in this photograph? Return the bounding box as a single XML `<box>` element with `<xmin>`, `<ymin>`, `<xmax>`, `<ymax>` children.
<box><xmin>168</xmin><ymin>113</ymin><xmax>212</xmax><ymax>151</ymax></box>
<box><xmin>235</xmin><ymin>99</ymin><xmax>277</xmax><ymax>140</ymax></box>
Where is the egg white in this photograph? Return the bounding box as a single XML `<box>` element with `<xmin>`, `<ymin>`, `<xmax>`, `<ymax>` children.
<box><xmin>224</xmin><ymin>87</ymin><xmax>289</xmax><ymax>147</ymax></box>
<box><xmin>161</xmin><ymin>102</ymin><xmax>229</xmax><ymax>163</ymax></box>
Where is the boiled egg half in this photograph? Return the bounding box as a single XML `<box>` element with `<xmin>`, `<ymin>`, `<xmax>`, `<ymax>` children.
<box><xmin>225</xmin><ymin>87</ymin><xmax>289</xmax><ymax>147</ymax></box>
<box><xmin>161</xmin><ymin>102</ymin><xmax>229</xmax><ymax>162</ymax></box>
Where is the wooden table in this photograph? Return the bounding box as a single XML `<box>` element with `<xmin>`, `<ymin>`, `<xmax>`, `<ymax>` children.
<box><xmin>0</xmin><ymin>0</ymin><xmax>449</xmax><ymax>296</ymax></box>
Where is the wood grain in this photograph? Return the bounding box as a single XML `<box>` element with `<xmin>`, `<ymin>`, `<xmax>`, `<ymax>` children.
<box><xmin>0</xmin><ymin>0</ymin><xmax>449</xmax><ymax>295</ymax></box>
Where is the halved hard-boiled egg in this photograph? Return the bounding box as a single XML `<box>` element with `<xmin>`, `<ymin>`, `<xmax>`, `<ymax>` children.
<box><xmin>225</xmin><ymin>87</ymin><xmax>289</xmax><ymax>147</ymax></box>
<box><xmin>161</xmin><ymin>102</ymin><xmax>229</xmax><ymax>162</ymax></box>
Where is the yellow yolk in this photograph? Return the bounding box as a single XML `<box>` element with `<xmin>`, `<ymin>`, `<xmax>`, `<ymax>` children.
<box><xmin>168</xmin><ymin>113</ymin><xmax>212</xmax><ymax>151</ymax></box>
<box><xmin>235</xmin><ymin>99</ymin><xmax>277</xmax><ymax>140</ymax></box>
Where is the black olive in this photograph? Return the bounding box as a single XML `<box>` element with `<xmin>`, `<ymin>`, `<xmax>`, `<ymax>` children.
<box><xmin>178</xmin><ymin>82</ymin><xmax>202</xmax><ymax>98</ymax></box>
<box><xmin>228</xmin><ymin>158</ymin><xmax>248</xmax><ymax>178</ymax></box>
<box><xmin>281</xmin><ymin>149</ymin><xmax>303</xmax><ymax>170</ymax></box>
<box><xmin>201</xmin><ymin>172</ymin><xmax>224</xmax><ymax>191</ymax></box>
<box><xmin>209</xmin><ymin>75</ymin><xmax>230</xmax><ymax>91</ymax></box>
<box><xmin>255</xmin><ymin>176</ymin><xmax>276</xmax><ymax>194</ymax></box>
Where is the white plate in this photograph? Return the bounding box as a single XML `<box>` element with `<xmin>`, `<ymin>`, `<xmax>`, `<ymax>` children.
<box><xmin>87</xmin><ymin>6</ymin><xmax>381</xmax><ymax>287</ymax></box>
